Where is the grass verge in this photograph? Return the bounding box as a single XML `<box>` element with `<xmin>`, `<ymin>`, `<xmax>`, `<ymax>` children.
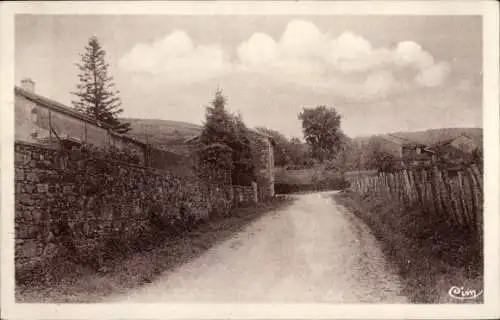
<box><xmin>16</xmin><ymin>196</ymin><xmax>294</xmax><ymax>303</ymax></box>
<box><xmin>333</xmin><ymin>191</ymin><xmax>483</xmax><ymax>303</ymax></box>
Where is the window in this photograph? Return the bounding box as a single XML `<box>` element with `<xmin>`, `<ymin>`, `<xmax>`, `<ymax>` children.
<box><xmin>30</xmin><ymin>106</ymin><xmax>38</xmax><ymax>124</ymax></box>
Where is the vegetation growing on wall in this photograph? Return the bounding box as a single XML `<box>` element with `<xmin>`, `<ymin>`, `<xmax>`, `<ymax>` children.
<box><xmin>198</xmin><ymin>89</ymin><xmax>256</xmax><ymax>186</ymax></box>
<box><xmin>74</xmin><ymin>142</ymin><xmax>142</xmax><ymax>165</ymax></box>
<box><xmin>196</xmin><ymin>143</ymin><xmax>233</xmax><ymax>184</ymax></box>
<box><xmin>255</xmin><ymin>127</ymin><xmax>315</xmax><ymax>168</ymax></box>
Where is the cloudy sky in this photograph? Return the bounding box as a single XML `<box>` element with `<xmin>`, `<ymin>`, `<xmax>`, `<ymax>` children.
<box><xmin>15</xmin><ymin>15</ymin><xmax>482</xmax><ymax>138</ymax></box>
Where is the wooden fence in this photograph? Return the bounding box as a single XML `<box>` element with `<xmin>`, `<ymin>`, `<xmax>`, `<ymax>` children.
<box><xmin>347</xmin><ymin>163</ymin><xmax>483</xmax><ymax>235</ymax></box>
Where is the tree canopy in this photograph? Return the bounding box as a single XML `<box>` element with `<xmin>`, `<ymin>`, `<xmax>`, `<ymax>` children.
<box><xmin>199</xmin><ymin>89</ymin><xmax>256</xmax><ymax>186</ymax></box>
<box><xmin>364</xmin><ymin>137</ymin><xmax>397</xmax><ymax>172</ymax></box>
<box><xmin>298</xmin><ymin>105</ymin><xmax>344</xmax><ymax>162</ymax></box>
<box><xmin>71</xmin><ymin>36</ymin><xmax>131</xmax><ymax>133</ymax></box>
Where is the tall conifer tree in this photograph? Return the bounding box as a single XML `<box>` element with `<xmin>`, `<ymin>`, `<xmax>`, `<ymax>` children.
<box><xmin>71</xmin><ymin>36</ymin><xmax>130</xmax><ymax>133</ymax></box>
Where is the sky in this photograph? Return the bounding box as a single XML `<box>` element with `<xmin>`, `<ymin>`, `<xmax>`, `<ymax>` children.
<box><xmin>15</xmin><ymin>15</ymin><xmax>482</xmax><ymax>139</ymax></box>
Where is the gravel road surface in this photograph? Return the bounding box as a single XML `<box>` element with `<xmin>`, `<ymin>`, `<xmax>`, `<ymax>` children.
<box><xmin>108</xmin><ymin>191</ymin><xmax>408</xmax><ymax>303</ymax></box>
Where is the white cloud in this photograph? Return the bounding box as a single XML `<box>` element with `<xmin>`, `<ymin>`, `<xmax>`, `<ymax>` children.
<box><xmin>119</xmin><ymin>30</ymin><xmax>230</xmax><ymax>84</ymax></box>
<box><xmin>393</xmin><ymin>41</ymin><xmax>434</xmax><ymax>69</ymax></box>
<box><xmin>279</xmin><ymin>20</ymin><xmax>327</xmax><ymax>59</ymax></box>
<box><xmin>327</xmin><ymin>32</ymin><xmax>391</xmax><ymax>73</ymax></box>
<box><xmin>119</xmin><ymin>20</ymin><xmax>450</xmax><ymax>100</ymax></box>
<box><xmin>235</xmin><ymin>19</ymin><xmax>450</xmax><ymax>100</ymax></box>
<box><xmin>415</xmin><ymin>61</ymin><xmax>451</xmax><ymax>87</ymax></box>
<box><xmin>237</xmin><ymin>32</ymin><xmax>279</xmax><ymax>66</ymax></box>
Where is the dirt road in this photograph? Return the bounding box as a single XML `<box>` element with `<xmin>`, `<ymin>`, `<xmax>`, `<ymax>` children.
<box><xmin>107</xmin><ymin>192</ymin><xmax>408</xmax><ymax>303</ymax></box>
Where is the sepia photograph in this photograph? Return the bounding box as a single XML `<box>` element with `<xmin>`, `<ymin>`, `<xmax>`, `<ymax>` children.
<box><xmin>1</xmin><ymin>1</ymin><xmax>499</xmax><ymax>319</ymax></box>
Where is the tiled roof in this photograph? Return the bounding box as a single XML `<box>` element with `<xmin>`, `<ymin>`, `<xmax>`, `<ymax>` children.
<box><xmin>431</xmin><ymin>134</ymin><xmax>474</xmax><ymax>147</ymax></box>
<box><xmin>380</xmin><ymin>134</ymin><xmax>425</xmax><ymax>147</ymax></box>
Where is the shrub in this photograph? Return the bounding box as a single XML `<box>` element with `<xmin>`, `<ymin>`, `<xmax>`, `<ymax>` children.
<box><xmin>196</xmin><ymin>143</ymin><xmax>233</xmax><ymax>184</ymax></box>
<box><xmin>78</xmin><ymin>142</ymin><xmax>141</xmax><ymax>165</ymax></box>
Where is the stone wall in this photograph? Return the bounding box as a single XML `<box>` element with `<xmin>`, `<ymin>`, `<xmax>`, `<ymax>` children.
<box><xmin>15</xmin><ymin>141</ymin><xmax>233</xmax><ymax>282</ymax></box>
<box><xmin>249</xmin><ymin>133</ymin><xmax>275</xmax><ymax>201</ymax></box>
<box><xmin>233</xmin><ymin>184</ymin><xmax>257</xmax><ymax>207</ymax></box>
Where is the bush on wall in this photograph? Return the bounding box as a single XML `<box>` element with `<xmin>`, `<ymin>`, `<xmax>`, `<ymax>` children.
<box><xmin>195</xmin><ymin>143</ymin><xmax>233</xmax><ymax>184</ymax></box>
<box><xmin>72</xmin><ymin>141</ymin><xmax>141</xmax><ymax>165</ymax></box>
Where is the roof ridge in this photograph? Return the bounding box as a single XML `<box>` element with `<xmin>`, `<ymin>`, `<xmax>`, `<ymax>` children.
<box><xmin>387</xmin><ymin>133</ymin><xmax>418</xmax><ymax>143</ymax></box>
<box><xmin>15</xmin><ymin>85</ymin><xmax>146</xmax><ymax>147</ymax></box>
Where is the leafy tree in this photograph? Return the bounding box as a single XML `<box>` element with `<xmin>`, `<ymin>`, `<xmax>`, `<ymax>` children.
<box><xmin>230</xmin><ymin>114</ymin><xmax>256</xmax><ymax>185</ymax></box>
<box><xmin>255</xmin><ymin>127</ymin><xmax>292</xmax><ymax>166</ymax></box>
<box><xmin>325</xmin><ymin>139</ymin><xmax>352</xmax><ymax>171</ymax></box>
<box><xmin>365</xmin><ymin>137</ymin><xmax>397</xmax><ymax>172</ymax></box>
<box><xmin>288</xmin><ymin>137</ymin><xmax>315</xmax><ymax>168</ymax></box>
<box><xmin>298</xmin><ymin>105</ymin><xmax>344</xmax><ymax>162</ymax></box>
<box><xmin>71</xmin><ymin>36</ymin><xmax>130</xmax><ymax>133</ymax></box>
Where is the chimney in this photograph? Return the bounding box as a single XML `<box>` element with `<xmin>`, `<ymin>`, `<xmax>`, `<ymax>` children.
<box><xmin>21</xmin><ymin>78</ymin><xmax>35</xmax><ymax>92</ymax></box>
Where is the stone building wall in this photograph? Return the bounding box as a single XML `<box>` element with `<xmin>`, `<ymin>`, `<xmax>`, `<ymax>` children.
<box><xmin>15</xmin><ymin>87</ymin><xmax>148</xmax><ymax>166</ymax></box>
<box><xmin>14</xmin><ymin>141</ymin><xmax>234</xmax><ymax>282</ymax></box>
<box><xmin>249</xmin><ymin>133</ymin><xmax>275</xmax><ymax>201</ymax></box>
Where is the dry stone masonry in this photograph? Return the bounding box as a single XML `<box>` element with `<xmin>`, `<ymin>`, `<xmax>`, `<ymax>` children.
<box><xmin>15</xmin><ymin>141</ymin><xmax>235</xmax><ymax>283</ymax></box>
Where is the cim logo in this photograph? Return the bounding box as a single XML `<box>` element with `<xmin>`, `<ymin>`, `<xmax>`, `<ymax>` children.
<box><xmin>448</xmin><ymin>286</ymin><xmax>483</xmax><ymax>300</ymax></box>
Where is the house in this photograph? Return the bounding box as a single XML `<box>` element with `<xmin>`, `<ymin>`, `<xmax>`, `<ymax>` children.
<box><xmin>15</xmin><ymin>78</ymin><xmax>148</xmax><ymax>165</ymax></box>
<box><xmin>378</xmin><ymin>134</ymin><xmax>435</xmax><ymax>164</ymax></box>
<box><xmin>184</xmin><ymin>129</ymin><xmax>276</xmax><ymax>201</ymax></box>
<box><xmin>430</xmin><ymin>133</ymin><xmax>479</xmax><ymax>161</ymax></box>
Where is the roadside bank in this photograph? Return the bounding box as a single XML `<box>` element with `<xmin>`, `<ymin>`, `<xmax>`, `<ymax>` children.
<box><xmin>333</xmin><ymin>191</ymin><xmax>483</xmax><ymax>303</ymax></box>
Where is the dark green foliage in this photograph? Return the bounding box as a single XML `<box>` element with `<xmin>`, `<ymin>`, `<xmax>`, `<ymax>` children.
<box><xmin>255</xmin><ymin>127</ymin><xmax>292</xmax><ymax>166</ymax></box>
<box><xmin>78</xmin><ymin>142</ymin><xmax>141</xmax><ymax>165</ymax></box>
<box><xmin>200</xmin><ymin>90</ymin><xmax>234</xmax><ymax>146</ymax></box>
<box><xmin>364</xmin><ymin>137</ymin><xmax>398</xmax><ymax>172</ymax></box>
<box><xmin>199</xmin><ymin>89</ymin><xmax>256</xmax><ymax>186</ymax></box>
<box><xmin>71</xmin><ymin>36</ymin><xmax>131</xmax><ymax>134</ymax></box>
<box><xmin>298</xmin><ymin>105</ymin><xmax>344</xmax><ymax>162</ymax></box>
<box><xmin>255</xmin><ymin>128</ymin><xmax>316</xmax><ymax>168</ymax></box>
<box><xmin>196</xmin><ymin>143</ymin><xmax>233</xmax><ymax>184</ymax></box>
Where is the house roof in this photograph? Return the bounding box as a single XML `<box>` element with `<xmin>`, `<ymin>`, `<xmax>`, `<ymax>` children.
<box><xmin>16</xmin><ymin>86</ymin><xmax>104</xmax><ymax>127</ymax></box>
<box><xmin>381</xmin><ymin>134</ymin><xmax>426</xmax><ymax>147</ymax></box>
<box><xmin>15</xmin><ymin>86</ymin><xmax>147</xmax><ymax>148</ymax></box>
<box><xmin>432</xmin><ymin>133</ymin><xmax>474</xmax><ymax>147</ymax></box>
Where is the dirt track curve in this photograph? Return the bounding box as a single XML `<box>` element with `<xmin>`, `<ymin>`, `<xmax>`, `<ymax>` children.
<box><xmin>107</xmin><ymin>191</ymin><xmax>408</xmax><ymax>303</ymax></box>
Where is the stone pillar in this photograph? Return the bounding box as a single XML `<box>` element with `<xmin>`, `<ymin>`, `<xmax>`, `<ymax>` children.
<box><xmin>251</xmin><ymin>181</ymin><xmax>258</xmax><ymax>203</ymax></box>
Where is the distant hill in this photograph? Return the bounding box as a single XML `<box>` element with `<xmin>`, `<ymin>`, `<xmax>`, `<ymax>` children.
<box><xmin>123</xmin><ymin>118</ymin><xmax>203</xmax><ymax>151</ymax></box>
<box><xmin>351</xmin><ymin>128</ymin><xmax>483</xmax><ymax>148</ymax></box>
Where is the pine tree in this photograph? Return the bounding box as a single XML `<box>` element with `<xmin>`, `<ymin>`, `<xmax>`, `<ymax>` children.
<box><xmin>200</xmin><ymin>89</ymin><xmax>234</xmax><ymax>146</ymax></box>
<box><xmin>71</xmin><ymin>36</ymin><xmax>131</xmax><ymax>133</ymax></box>
<box><xmin>200</xmin><ymin>89</ymin><xmax>256</xmax><ymax>186</ymax></box>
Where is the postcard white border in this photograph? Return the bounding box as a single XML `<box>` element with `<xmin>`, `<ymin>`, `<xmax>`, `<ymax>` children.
<box><xmin>1</xmin><ymin>1</ymin><xmax>499</xmax><ymax>319</ymax></box>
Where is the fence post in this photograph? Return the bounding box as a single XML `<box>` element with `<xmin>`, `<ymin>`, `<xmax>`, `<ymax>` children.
<box><xmin>412</xmin><ymin>169</ymin><xmax>422</xmax><ymax>206</ymax></box>
<box><xmin>401</xmin><ymin>169</ymin><xmax>410</xmax><ymax>205</ymax></box>
<box><xmin>423</xmin><ymin>169</ymin><xmax>436</xmax><ymax>215</ymax></box>
<box><xmin>441</xmin><ymin>168</ymin><xmax>462</xmax><ymax>227</ymax></box>
<box><xmin>431</xmin><ymin>165</ymin><xmax>446</xmax><ymax>224</ymax></box>
<box><xmin>467</xmin><ymin>166</ymin><xmax>483</xmax><ymax>242</ymax></box>
<box><xmin>457</xmin><ymin>170</ymin><xmax>474</xmax><ymax>231</ymax></box>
